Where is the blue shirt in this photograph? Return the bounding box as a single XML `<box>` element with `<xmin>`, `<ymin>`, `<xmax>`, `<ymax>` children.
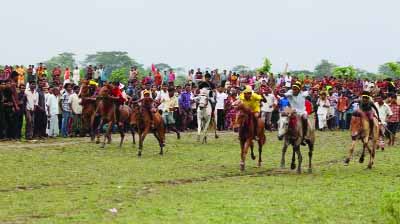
<box><xmin>179</xmin><ymin>91</ymin><xmax>191</xmax><ymax>110</ymax></box>
<box><xmin>278</xmin><ymin>97</ymin><xmax>290</xmax><ymax>112</ymax></box>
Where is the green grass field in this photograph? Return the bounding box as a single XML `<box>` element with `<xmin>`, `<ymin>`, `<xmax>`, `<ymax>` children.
<box><xmin>0</xmin><ymin>131</ymin><xmax>399</xmax><ymax>224</ymax></box>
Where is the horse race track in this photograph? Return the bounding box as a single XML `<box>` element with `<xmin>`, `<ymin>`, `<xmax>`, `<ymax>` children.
<box><xmin>1</xmin><ymin>131</ymin><xmax>399</xmax><ymax>224</ymax></box>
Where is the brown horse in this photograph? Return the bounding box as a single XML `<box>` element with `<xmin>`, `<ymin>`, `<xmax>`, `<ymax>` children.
<box><xmin>277</xmin><ymin>108</ymin><xmax>315</xmax><ymax>174</ymax></box>
<box><xmin>344</xmin><ymin>111</ymin><xmax>379</xmax><ymax>169</ymax></box>
<box><xmin>233</xmin><ymin>104</ymin><xmax>266</xmax><ymax>171</ymax></box>
<box><xmin>78</xmin><ymin>80</ymin><xmax>97</xmax><ymax>139</ymax></box>
<box><xmin>95</xmin><ymin>84</ymin><xmax>134</xmax><ymax>148</ymax></box>
<box><xmin>131</xmin><ymin>99</ymin><xmax>166</xmax><ymax>156</ymax></box>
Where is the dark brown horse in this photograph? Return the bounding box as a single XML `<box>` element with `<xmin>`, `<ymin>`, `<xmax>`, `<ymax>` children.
<box><xmin>233</xmin><ymin>104</ymin><xmax>266</xmax><ymax>171</ymax></box>
<box><xmin>95</xmin><ymin>84</ymin><xmax>134</xmax><ymax>148</ymax></box>
<box><xmin>78</xmin><ymin>80</ymin><xmax>97</xmax><ymax>139</ymax></box>
<box><xmin>277</xmin><ymin>108</ymin><xmax>315</xmax><ymax>174</ymax></box>
<box><xmin>344</xmin><ymin>111</ymin><xmax>378</xmax><ymax>169</ymax></box>
<box><xmin>131</xmin><ymin>99</ymin><xmax>166</xmax><ymax>157</ymax></box>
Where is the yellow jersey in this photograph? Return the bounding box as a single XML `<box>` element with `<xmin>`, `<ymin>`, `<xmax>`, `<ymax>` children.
<box><xmin>239</xmin><ymin>92</ymin><xmax>262</xmax><ymax>113</ymax></box>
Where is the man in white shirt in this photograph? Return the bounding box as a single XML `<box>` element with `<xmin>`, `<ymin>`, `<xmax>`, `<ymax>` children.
<box><xmin>375</xmin><ymin>95</ymin><xmax>393</xmax><ymax>126</ymax></box>
<box><xmin>69</xmin><ymin>86</ymin><xmax>83</xmax><ymax>136</ymax></box>
<box><xmin>215</xmin><ymin>86</ymin><xmax>228</xmax><ymax>131</ymax></box>
<box><xmin>25</xmin><ymin>81</ymin><xmax>39</xmax><ymax>140</ymax></box>
<box><xmin>156</xmin><ymin>84</ymin><xmax>170</xmax><ymax>112</ymax></box>
<box><xmin>72</xmin><ymin>66</ymin><xmax>80</xmax><ymax>86</ymax></box>
<box><xmin>261</xmin><ymin>88</ymin><xmax>277</xmax><ymax>131</ymax></box>
<box><xmin>284</xmin><ymin>73</ymin><xmax>292</xmax><ymax>88</ymax></box>
<box><xmin>46</xmin><ymin>87</ymin><xmax>60</xmax><ymax>137</ymax></box>
<box><xmin>284</xmin><ymin>82</ymin><xmax>309</xmax><ymax>145</ymax></box>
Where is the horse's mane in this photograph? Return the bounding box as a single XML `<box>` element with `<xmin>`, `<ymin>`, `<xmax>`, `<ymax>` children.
<box><xmin>237</xmin><ymin>104</ymin><xmax>255</xmax><ymax>140</ymax></box>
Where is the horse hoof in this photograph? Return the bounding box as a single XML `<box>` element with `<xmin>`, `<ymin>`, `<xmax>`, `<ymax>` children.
<box><xmin>240</xmin><ymin>164</ymin><xmax>245</xmax><ymax>171</ymax></box>
<box><xmin>159</xmin><ymin>152</ymin><xmax>164</xmax><ymax>156</ymax></box>
<box><xmin>290</xmin><ymin>163</ymin><xmax>296</xmax><ymax>170</ymax></box>
<box><xmin>280</xmin><ymin>164</ymin><xmax>285</xmax><ymax>169</ymax></box>
<box><xmin>257</xmin><ymin>162</ymin><xmax>262</xmax><ymax>168</ymax></box>
<box><xmin>251</xmin><ymin>155</ymin><xmax>256</xmax><ymax>160</ymax></box>
<box><xmin>307</xmin><ymin>168</ymin><xmax>312</xmax><ymax>173</ymax></box>
<box><xmin>359</xmin><ymin>157</ymin><xmax>364</xmax><ymax>163</ymax></box>
<box><xmin>177</xmin><ymin>133</ymin><xmax>181</xmax><ymax>140</ymax></box>
<box><xmin>215</xmin><ymin>135</ymin><xmax>219</xmax><ymax>139</ymax></box>
<box><xmin>344</xmin><ymin>158</ymin><xmax>350</xmax><ymax>165</ymax></box>
<box><xmin>138</xmin><ymin>152</ymin><xmax>142</xmax><ymax>157</ymax></box>
<box><xmin>95</xmin><ymin>140</ymin><xmax>100</xmax><ymax>144</ymax></box>
<box><xmin>367</xmin><ymin>164</ymin><xmax>372</xmax><ymax>169</ymax></box>
<box><xmin>100</xmin><ymin>144</ymin><xmax>105</xmax><ymax>149</ymax></box>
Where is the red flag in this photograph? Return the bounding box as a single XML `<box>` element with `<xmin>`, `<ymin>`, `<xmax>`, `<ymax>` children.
<box><xmin>151</xmin><ymin>64</ymin><xmax>156</xmax><ymax>74</ymax></box>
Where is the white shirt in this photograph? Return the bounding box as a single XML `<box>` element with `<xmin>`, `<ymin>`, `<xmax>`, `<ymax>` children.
<box><xmin>284</xmin><ymin>90</ymin><xmax>309</xmax><ymax>115</ymax></box>
<box><xmin>375</xmin><ymin>102</ymin><xmax>393</xmax><ymax>125</ymax></box>
<box><xmin>284</xmin><ymin>75</ymin><xmax>292</xmax><ymax>88</ymax></box>
<box><xmin>68</xmin><ymin>93</ymin><xmax>82</xmax><ymax>114</ymax></box>
<box><xmin>157</xmin><ymin>90</ymin><xmax>170</xmax><ymax>111</ymax></box>
<box><xmin>73</xmin><ymin>69</ymin><xmax>80</xmax><ymax>80</ymax></box>
<box><xmin>261</xmin><ymin>93</ymin><xmax>277</xmax><ymax>112</ymax></box>
<box><xmin>215</xmin><ymin>92</ymin><xmax>228</xmax><ymax>110</ymax></box>
<box><xmin>46</xmin><ymin>94</ymin><xmax>59</xmax><ymax>116</ymax></box>
<box><xmin>25</xmin><ymin>89</ymin><xmax>39</xmax><ymax>111</ymax></box>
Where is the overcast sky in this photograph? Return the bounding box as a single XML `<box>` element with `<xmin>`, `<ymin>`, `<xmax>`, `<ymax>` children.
<box><xmin>1</xmin><ymin>0</ymin><xmax>399</xmax><ymax>72</ymax></box>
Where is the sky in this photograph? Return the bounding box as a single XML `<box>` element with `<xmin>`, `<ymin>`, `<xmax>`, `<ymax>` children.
<box><xmin>0</xmin><ymin>0</ymin><xmax>399</xmax><ymax>73</ymax></box>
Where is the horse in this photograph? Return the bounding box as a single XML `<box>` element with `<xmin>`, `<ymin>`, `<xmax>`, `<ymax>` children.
<box><xmin>95</xmin><ymin>84</ymin><xmax>134</xmax><ymax>148</ymax></box>
<box><xmin>344</xmin><ymin>111</ymin><xmax>379</xmax><ymax>169</ymax></box>
<box><xmin>131</xmin><ymin>99</ymin><xmax>166</xmax><ymax>157</ymax></box>
<box><xmin>233</xmin><ymin>104</ymin><xmax>266</xmax><ymax>171</ymax></box>
<box><xmin>195</xmin><ymin>88</ymin><xmax>214</xmax><ymax>143</ymax></box>
<box><xmin>277</xmin><ymin>108</ymin><xmax>315</xmax><ymax>174</ymax></box>
<box><xmin>78</xmin><ymin>80</ymin><xmax>98</xmax><ymax>139</ymax></box>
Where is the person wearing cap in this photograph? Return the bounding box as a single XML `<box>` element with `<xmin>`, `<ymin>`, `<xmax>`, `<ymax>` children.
<box><xmin>283</xmin><ymin>81</ymin><xmax>309</xmax><ymax>145</ymax></box>
<box><xmin>109</xmin><ymin>81</ymin><xmax>126</xmax><ymax>125</ymax></box>
<box><xmin>348</xmin><ymin>91</ymin><xmax>382</xmax><ymax>136</ymax></box>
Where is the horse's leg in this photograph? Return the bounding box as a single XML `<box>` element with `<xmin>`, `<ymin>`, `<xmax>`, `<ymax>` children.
<box><xmin>257</xmin><ymin>139</ymin><xmax>263</xmax><ymax>167</ymax></box>
<box><xmin>138</xmin><ymin>127</ymin><xmax>149</xmax><ymax>157</ymax></box>
<box><xmin>153</xmin><ymin>131</ymin><xmax>163</xmax><ymax>155</ymax></box>
<box><xmin>213</xmin><ymin>116</ymin><xmax>219</xmax><ymax>139</ymax></box>
<box><xmin>240</xmin><ymin>140</ymin><xmax>245</xmax><ymax>171</ymax></box>
<box><xmin>290</xmin><ymin>146</ymin><xmax>296</xmax><ymax>170</ymax></box>
<box><xmin>101</xmin><ymin>121</ymin><xmax>112</xmax><ymax>148</ymax></box>
<box><xmin>295</xmin><ymin>146</ymin><xmax>303</xmax><ymax>174</ymax></box>
<box><xmin>95</xmin><ymin>118</ymin><xmax>103</xmax><ymax>144</ymax></box>
<box><xmin>367</xmin><ymin>138</ymin><xmax>377</xmax><ymax>169</ymax></box>
<box><xmin>250</xmin><ymin>141</ymin><xmax>256</xmax><ymax>160</ymax></box>
<box><xmin>240</xmin><ymin>140</ymin><xmax>251</xmax><ymax>171</ymax></box>
<box><xmin>130</xmin><ymin>125</ymin><xmax>136</xmax><ymax>145</ymax></box>
<box><xmin>202</xmin><ymin>116</ymin><xmax>211</xmax><ymax>144</ymax></box>
<box><xmin>344</xmin><ymin>140</ymin><xmax>356</xmax><ymax>165</ymax></box>
<box><xmin>359</xmin><ymin>139</ymin><xmax>366</xmax><ymax>163</ymax></box>
<box><xmin>307</xmin><ymin>142</ymin><xmax>314</xmax><ymax>173</ymax></box>
<box><xmin>280</xmin><ymin>141</ymin><xmax>288</xmax><ymax>168</ymax></box>
<box><xmin>118</xmin><ymin>123</ymin><xmax>125</xmax><ymax>148</ymax></box>
<box><xmin>197</xmin><ymin>112</ymin><xmax>201</xmax><ymax>142</ymax></box>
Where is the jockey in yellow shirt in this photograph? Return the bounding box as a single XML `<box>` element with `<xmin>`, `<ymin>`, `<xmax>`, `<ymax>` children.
<box><xmin>238</xmin><ymin>85</ymin><xmax>266</xmax><ymax>138</ymax></box>
<box><xmin>239</xmin><ymin>85</ymin><xmax>263</xmax><ymax>117</ymax></box>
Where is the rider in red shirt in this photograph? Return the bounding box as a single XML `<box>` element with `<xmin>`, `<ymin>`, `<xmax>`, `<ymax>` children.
<box><xmin>110</xmin><ymin>82</ymin><xmax>126</xmax><ymax>124</ymax></box>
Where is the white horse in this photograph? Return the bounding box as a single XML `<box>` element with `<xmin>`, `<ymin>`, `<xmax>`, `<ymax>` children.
<box><xmin>195</xmin><ymin>88</ymin><xmax>214</xmax><ymax>143</ymax></box>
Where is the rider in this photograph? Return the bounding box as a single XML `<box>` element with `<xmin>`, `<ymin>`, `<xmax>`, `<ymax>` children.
<box><xmin>110</xmin><ymin>81</ymin><xmax>126</xmax><ymax>124</ymax></box>
<box><xmin>239</xmin><ymin>85</ymin><xmax>266</xmax><ymax>137</ymax></box>
<box><xmin>283</xmin><ymin>81</ymin><xmax>309</xmax><ymax>145</ymax></box>
<box><xmin>139</xmin><ymin>89</ymin><xmax>156</xmax><ymax>129</ymax></box>
<box><xmin>349</xmin><ymin>91</ymin><xmax>381</xmax><ymax>136</ymax></box>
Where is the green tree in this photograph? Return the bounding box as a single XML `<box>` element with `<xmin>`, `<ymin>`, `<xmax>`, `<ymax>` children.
<box><xmin>44</xmin><ymin>52</ymin><xmax>76</xmax><ymax>71</ymax></box>
<box><xmin>379</xmin><ymin>62</ymin><xmax>400</xmax><ymax>78</ymax></box>
<box><xmin>108</xmin><ymin>67</ymin><xmax>129</xmax><ymax>85</ymax></box>
<box><xmin>291</xmin><ymin>70</ymin><xmax>314</xmax><ymax>77</ymax></box>
<box><xmin>84</xmin><ymin>51</ymin><xmax>142</xmax><ymax>72</ymax></box>
<box><xmin>257</xmin><ymin>58</ymin><xmax>272</xmax><ymax>74</ymax></box>
<box><xmin>232</xmin><ymin>65</ymin><xmax>251</xmax><ymax>74</ymax></box>
<box><xmin>154</xmin><ymin>63</ymin><xmax>171</xmax><ymax>72</ymax></box>
<box><xmin>333</xmin><ymin>66</ymin><xmax>356</xmax><ymax>79</ymax></box>
<box><xmin>314</xmin><ymin>60</ymin><xmax>337</xmax><ymax>77</ymax></box>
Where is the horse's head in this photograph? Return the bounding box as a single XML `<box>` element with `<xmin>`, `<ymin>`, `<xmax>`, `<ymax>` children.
<box><xmin>277</xmin><ymin>108</ymin><xmax>295</xmax><ymax>140</ymax></box>
<box><xmin>98</xmin><ymin>85</ymin><xmax>111</xmax><ymax>98</ymax></box>
<box><xmin>198</xmin><ymin>94</ymin><xmax>209</xmax><ymax>109</ymax></box>
<box><xmin>350</xmin><ymin>111</ymin><xmax>363</xmax><ymax>140</ymax></box>
<box><xmin>233</xmin><ymin>104</ymin><xmax>251</xmax><ymax>129</ymax></box>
